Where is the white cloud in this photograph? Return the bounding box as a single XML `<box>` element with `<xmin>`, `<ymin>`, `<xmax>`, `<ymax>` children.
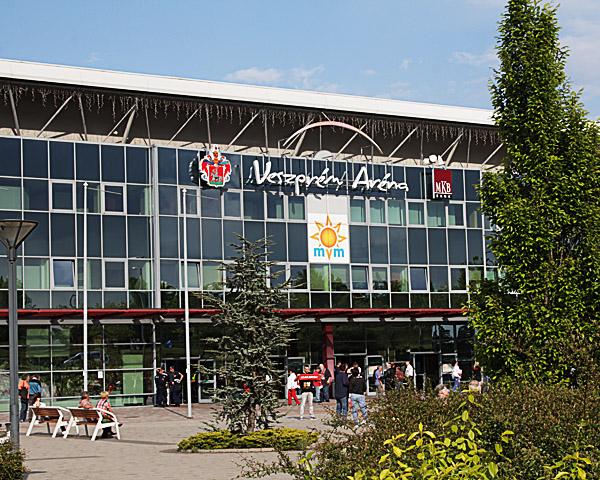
<box><xmin>85</xmin><ymin>52</ymin><xmax>101</xmax><ymax>64</ymax></box>
<box><xmin>224</xmin><ymin>65</ymin><xmax>337</xmax><ymax>92</ymax></box>
<box><xmin>399</xmin><ymin>58</ymin><xmax>413</xmax><ymax>71</ymax></box>
<box><xmin>450</xmin><ymin>49</ymin><xmax>497</xmax><ymax>67</ymax></box>
<box><xmin>362</xmin><ymin>68</ymin><xmax>377</xmax><ymax>76</ymax></box>
<box><xmin>224</xmin><ymin>67</ymin><xmax>283</xmax><ymax>84</ymax></box>
<box><xmin>378</xmin><ymin>81</ymin><xmax>414</xmax><ymax>100</ymax></box>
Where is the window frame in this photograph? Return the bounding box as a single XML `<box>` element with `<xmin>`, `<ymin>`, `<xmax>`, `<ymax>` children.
<box><xmin>101</xmin><ymin>182</ymin><xmax>126</xmax><ymax>215</ymax></box>
<box><xmin>103</xmin><ymin>259</ymin><xmax>127</xmax><ymax>290</ymax></box>
<box><xmin>50</xmin><ymin>180</ymin><xmax>75</xmax><ymax>212</ymax></box>
<box><xmin>51</xmin><ymin>258</ymin><xmax>76</xmax><ymax>289</ymax></box>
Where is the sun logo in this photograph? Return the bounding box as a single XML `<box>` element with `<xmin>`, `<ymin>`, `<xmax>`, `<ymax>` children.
<box><xmin>310</xmin><ymin>215</ymin><xmax>347</xmax><ymax>260</ymax></box>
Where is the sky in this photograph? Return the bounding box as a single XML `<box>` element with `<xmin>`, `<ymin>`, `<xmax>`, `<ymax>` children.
<box><xmin>1</xmin><ymin>0</ymin><xmax>599</xmax><ymax>118</ymax></box>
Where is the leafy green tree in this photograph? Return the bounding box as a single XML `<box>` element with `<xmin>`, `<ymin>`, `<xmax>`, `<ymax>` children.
<box><xmin>469</xmin><ymin>0</ymin><xmax>600</xmax><ymax>382</ymax></box>
<box><xmin>205</xmin><ymin>237</ymin><xmax>296</xmax><ymax>434</ymax></box>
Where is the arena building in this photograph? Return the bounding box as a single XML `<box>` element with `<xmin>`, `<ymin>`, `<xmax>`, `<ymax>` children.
<box><xmin>0</xmin><ymin>59</ymin><xmax>503</xmax><ymax>408</ymax></box>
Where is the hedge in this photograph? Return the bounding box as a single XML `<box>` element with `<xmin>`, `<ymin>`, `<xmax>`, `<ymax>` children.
<box><xmin>178</xmin><ymin>427</ymin><xmax>318</xmax><ymax>452</ymax></box>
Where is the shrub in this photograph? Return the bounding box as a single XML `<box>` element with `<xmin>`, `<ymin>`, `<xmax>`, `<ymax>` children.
<box><xmin>0</xmin><ymin>441</ymin><xmax>27</xmax><ymax>480</ymax></box>
<box><xmin>243</xmin><ymin>382</ymin><xmax>599</xmax><ymax>479</ymax></box>
<box><xmin>350</xmin><ymin>395</ymin><xmax>515</xmax><ymax>479</ymax></box>
<box><xmin>178</xmin><ymin>427</ymin><xmax>318</xmax><ymax>452</ymax></box>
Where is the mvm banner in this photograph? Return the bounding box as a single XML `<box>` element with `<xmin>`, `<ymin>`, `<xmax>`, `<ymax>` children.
<box><xmin>307</xmin><ymin>195</ymin><xmax>350</xmax><ymax>264</ymax></box>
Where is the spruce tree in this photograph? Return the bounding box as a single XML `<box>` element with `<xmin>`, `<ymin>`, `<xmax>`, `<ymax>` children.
<box><xmin>205</xmin><ymin>237</ymin><xmax>296</xmax><ymax>434</ymax></box>
<box><xmin>469</xmin><ymin>0</ymin><xmax>600</xmax><ymax>382</ymax></box>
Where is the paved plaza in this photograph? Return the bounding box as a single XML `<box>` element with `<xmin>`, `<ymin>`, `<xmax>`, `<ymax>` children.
<box><xmin>1</xmin><ymin>402</ymin><xmax>334</xmax><ymax>480</ymax></box>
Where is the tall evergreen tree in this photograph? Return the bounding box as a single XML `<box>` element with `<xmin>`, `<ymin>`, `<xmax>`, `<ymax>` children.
<box><xmin>205</xmin><ymin>237</ymin><xmax>296</xmax><ymax>434</ymax></box>
<box><xmin>469</xmin><ymin>0</ymin><xmax>600</xmax><ymax>382</ymax></box>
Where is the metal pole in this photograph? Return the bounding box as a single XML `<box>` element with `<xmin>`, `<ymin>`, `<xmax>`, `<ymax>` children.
<box><xmin>8</xmin><ymin>245</ymin><xmax>19</xmax><ymax>447</ymax></box>
<box><xmin>182</xmin><ymin>189</ymin><xmax>193</xmax><ymax>418</ymax></box>
<box><xmin>83</xmin><ymin>182</ymin><xmax>89</xmax><ymax>391</ymax></box>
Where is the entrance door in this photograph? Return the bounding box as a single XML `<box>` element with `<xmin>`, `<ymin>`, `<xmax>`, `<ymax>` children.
<box><xmin>364</xmin><ymin>355</ymin><xmax>383</xmax><ymax>396</ymax></box>
<box><xmin>197</xmin><ymin>359</ymin><xmax>216</xmax><ymax>402</ymax></box>
<box><xmin>163</xmin><ymin>359</ymin><xmax>187</xmax><ymax>405</ymax></box>
<box><xmin>412</xmin><ymin>353</ymin><xmax>440</xmax><ymax>391</ymax></box>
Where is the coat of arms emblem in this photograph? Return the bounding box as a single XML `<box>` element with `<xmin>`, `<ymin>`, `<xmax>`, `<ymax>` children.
<box><xmin>200</xmin><ymin>146</ymin><xmax>231</xmax><ymax>187</ymax></box>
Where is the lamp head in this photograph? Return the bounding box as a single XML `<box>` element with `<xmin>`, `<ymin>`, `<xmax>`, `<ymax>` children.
<box><xmin>0</xmin><ymin>220</ymin><xmax>38</xmax><ymax>250</ymax></box>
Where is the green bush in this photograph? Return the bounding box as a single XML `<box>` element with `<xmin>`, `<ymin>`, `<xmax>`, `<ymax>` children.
<box><xmin>0</xmin><ymin>441</ymin><xmax>27</xmax><ymax>480</ymax></box>
<box><xmin>244</xmin><ymin>382</ymin><xmax>599</xmax><ymax>479</ymax></box>
<box><xmin>178</xmin><ymin>427</ymin><xmax>318</xmax><ymax>452</ymax></box>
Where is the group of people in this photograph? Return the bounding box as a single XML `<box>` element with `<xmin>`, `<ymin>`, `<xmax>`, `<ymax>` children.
<box><xmin>17</xmin><ymin>373</ymin><xmax>43</xmax><ymax>422</ymax></box>
<box><xmin>79</xmin><ymin>390</ymin><xmax>119</xmax><ymax>438</ymax></box>
<box><xmin>154</xmin><ymin>366</ymin><xmax>184</xmax><ymax>407</ymax></box>
<box><xmin>17</xmin><ymin>372</ymin><xmax>118</xmax><ymax>439</ymax></box>
<box><xmin>373</xmin><ymin>360</ymin><xmax>416</xmax><ymax>394</ymax></box>
<box><xmin>287</xmin><ymin>361</ymin><xmax>368</xmax><ymax>426</ymax></box>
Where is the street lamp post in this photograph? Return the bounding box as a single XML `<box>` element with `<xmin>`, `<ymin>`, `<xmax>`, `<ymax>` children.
<box><xmin>0</xmin><ymin>220</ymin><xmax>38</xmax><ymax>449</ymax></box>
<box><xmin>182</xmin><ymin>189</ymin><xmax>193</xmax><ymax>419</ymax></box>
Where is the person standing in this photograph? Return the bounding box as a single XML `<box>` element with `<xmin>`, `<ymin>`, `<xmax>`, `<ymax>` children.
<box><xmin>348</xmin><ymin>367</ymin><xmax>368</xmax><ymax>426</ymax></box>
<box><xmin>320</xmin><ymin>363</ymin><xmax>332</xmax><ymax>403</ymax></box>
<box><xmin>154</xmin><ymin>368</ymin><xmax>168</xmax><ymax>407</ymax></box>
<box><xmin>374</xmin><ymin>365</ymin><xmax>384</xmax><ymax>396</ymax></box>
<box><xmin>384</xmin><ymin>362</ymin><xmax>396</xmax><ymax>392</ymax></box>
<box><xmin>451</xmin><ymin>360</ymin><xmax>462</xmax><ymax>392</ymax></box>
<box><xmin>286</xmin><ymin>369</ymin><xmax>300</xmax><ymax>406</ymax></box>
<box><xmin>313</xmin><ymin>366</ymin><xmax>323</xmax><ymax>403</ymax></box>
<box><xmin>297</xmin><ymin>365</ymin><xmax>316</xmax><ymax>420</ymax></box>
<box><xmin>169</xmin><ymin>367</ymin><xmax>184</xmax><ymax>407</ymax></box>
<box><xmin>18</xmin><ymin>374</ymin><xmax>30</xmax><ymax>422</ymax></box>
<box><xmin>334</xmin><ymin>363</ymin><xmax>349</xmax><ymax>417</ymax></box>
<box><xmin>404</xmin><ymin>361</ymin><xmax>414</xmax><ymax>388</ymax></box>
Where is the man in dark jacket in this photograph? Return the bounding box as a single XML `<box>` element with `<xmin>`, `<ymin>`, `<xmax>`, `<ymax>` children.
<box><xmin>320</xmin><ymin>363</ymin><xmax>332</xmax><ymax>403</ymax></box>
<box><xmin>348</xmin><ymin>367</ymin><xmax>368</xmax><ymax>426</ymax></box>
<box><xmin>154</xmin><ymin>368</ymin><xmax>168</xmax><ymax>407</ymax></box>
<box><xmin>334</xmin><ymin>363</ymin><xmax>349</xmax><ymax>417</ymax></box>
<box><xmin>384</xmin><ymin>362</ymin><xmax>396</xmax><ymax>391</ymax></box>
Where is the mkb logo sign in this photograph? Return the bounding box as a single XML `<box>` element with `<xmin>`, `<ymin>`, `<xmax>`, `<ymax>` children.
<box><xmin>307</xmin><ymin>213</ymin><xmax>350</xmax><ymax>264</ymax></box>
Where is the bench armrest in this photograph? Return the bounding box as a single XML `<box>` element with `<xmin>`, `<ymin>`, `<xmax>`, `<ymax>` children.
<box><xmin>95</xmin><ymin>408</ymin><xmax>118</xmax><ymax>422</ymax></box>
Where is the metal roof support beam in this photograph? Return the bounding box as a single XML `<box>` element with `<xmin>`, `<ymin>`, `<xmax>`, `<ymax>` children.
<box><xmin>336</xmin><ymin>123</ymin><xmax>367</xmax><ymax>158</ymax></box>
<box><xmin>205</xmin><ymin>105</ymin><xmax>212</xmax><ymax>146</ymax></box>
<box><xmin>143</xmin><ymin>104</ymin><xmax>152</xmax><ymax>146</ymax></box>
<box><xmin>102</xmin><ymin>104</ymin><xmax>136</xmax><ymax>142</ymax></box>
<box><xmin>263</xmin><ymin>112</ymin><xmax>269</xmax><ymax>154</ymax></box>
<box><xmin>387</xmin><ymin>127</ymin><xmax>419</xmax><ymax>162</ymax></box>
<box><xmin>36</xmin><ymin>94</ymin><xmax>74</xmax><ymax>138</ymax></box>
<box><xmin>225</xmin><ymin>111</ymin><xmax>260</xmax><ymax>151</ymax></box>
<box><xmin>166</xmin><ymin>108</ymin><xmax>199</xmax><ymax>146</ymax></box>
<box><xmin>7</xmin><ymin>87</ymin><xmax>20</xmax><ymax>136</ymax></box>
<box><xmin>77</xmin><ymin>95</ymin><xmax>88</xmax><ymax>141</ymax></box>
<box><xmin>482</xmin><ymin>142</ymin><xmax>504</xmax><ymax>166</ymax></box>
<box><xmin>444</xmin><ymin>132</ymin><xmax>464</xmax><ymax>165</ymax></box>
<box><xmin>293</xmin><ymin>130</ymin><xmax>307</xmax><ymax>157</ymax></box>
<box><xmin>121</xmin><ymin>103</ymin><xmax>138</xmax><ymax>144</ymax></box>
<box><xmin>439</xmin><ymin>132</ymin><xmax>463</xmax><ymax>158</ymax></box>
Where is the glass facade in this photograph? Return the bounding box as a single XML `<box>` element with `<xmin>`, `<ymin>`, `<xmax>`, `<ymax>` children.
<box><xmin>0</xmin><ymin>136</ymin><xmax>491</xmax><ymax>406</ymax></box>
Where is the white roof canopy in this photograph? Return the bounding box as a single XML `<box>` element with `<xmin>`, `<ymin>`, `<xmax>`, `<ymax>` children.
<box><xmin>0</xmin><ymin>58</ymin><xmax>493</xmax><ymax>126</ymax></box>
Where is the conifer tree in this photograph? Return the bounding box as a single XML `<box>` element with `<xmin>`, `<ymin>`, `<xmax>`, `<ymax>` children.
<box><xmin>205</xmin><ymin>237</ymin><xmax>295</xmax><ymax>434</ymax></box>
<box><xmin>469</xmin><ymin>0</ymin><xmax>600</xmax><ymax>382</ymax></box>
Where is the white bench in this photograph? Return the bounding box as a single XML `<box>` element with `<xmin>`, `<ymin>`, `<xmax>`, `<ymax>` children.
<box><xmin>26</xmin><ymin>406</ymin><xmax>70</xmax><ymax>438</ymax></box>
<box><xmin>63</xmin><ymin>408</ymin><xmax>121</xmax><ymax>441</ymax></box>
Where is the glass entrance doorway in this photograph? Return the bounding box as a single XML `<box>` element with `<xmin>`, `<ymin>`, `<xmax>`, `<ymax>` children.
<box><xmin>364</xmin><ymin>355</ymin><xmax>383</xmax><ymax>396</ymax></box>
<box><xmin>163</xmin><ymin>358</ymin><xmax>216</xmax><ymax>403</ymax></box>
<box><xmin>411</xmin><ymin>352</ymin><xmax>440</xmax><ymax>391</ymax></box>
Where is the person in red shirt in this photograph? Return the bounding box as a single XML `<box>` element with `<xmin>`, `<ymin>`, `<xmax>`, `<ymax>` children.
<box><xmin>18</xmin><ymin>374</ymin><xmax>30</xmax><ymax>422</ymax></box>
<box><xmin>313</xmin><ymin>367</ymin><xmax>323</xmax><ymax>403</ymax></box>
